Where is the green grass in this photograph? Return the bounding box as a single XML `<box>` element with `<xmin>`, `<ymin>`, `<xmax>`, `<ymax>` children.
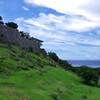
<box><xmin>0</xmin><ymin>42</ymin><xmax>100</xmax><ymax>100</ymax></box>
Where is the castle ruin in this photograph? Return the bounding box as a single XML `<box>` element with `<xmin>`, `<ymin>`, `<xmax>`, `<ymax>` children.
<box><xmin>0</xmin><ymin>24</ymin><xmax>43</xmax><ymax>52</ymax></box>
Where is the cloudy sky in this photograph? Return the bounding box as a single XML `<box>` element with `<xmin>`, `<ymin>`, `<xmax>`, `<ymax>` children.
<box><xmin>0</xmin><ymin>0</ymin><xmax>100</xmax><ymax>60</ymax></box>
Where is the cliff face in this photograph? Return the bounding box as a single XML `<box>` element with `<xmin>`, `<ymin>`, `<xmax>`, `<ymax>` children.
<box><xmin>0</xmin><ymin>24</ymin><xmax>42</xmax><ymax>52</ymax></box>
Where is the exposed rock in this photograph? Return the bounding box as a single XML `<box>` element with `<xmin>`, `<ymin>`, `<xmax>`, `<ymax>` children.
<box><xmin>16</xmin><ymin>66</ymin><xmax>20</xmax><ymax>69</ymax></box>
<box><xmin>7</xmin><ymin>44</ymin><xmax>16</xmax><ymax>53</ymax></box>
<box><xmin>6</xmin><ymin>50</ymin><xmax>15</xmax><ymax>57</ymax></box>
<box><xmin>37</xmin><ymin>70</ymin><xmax>43</xmax><ymax>76</ymax></box>
<box><xmin>38</xmin><ymin>64</ymin><xmax>44</xmax><ymax>68</ymax></box>
<box><xmin>15</xmin><ymin>58</ymin><xmax>19</xmax><ymax>61</ymax></box>
<box><xmin>0</xmin><ymin>68</ymin><xmax>4</xmax><ymax>72</ymax></box>
<box><xmin>51</xmin><ymin>94</ymin><xmax>58</xmax><ymax>100</ymax></box>
<box><xmin>34</xmin><ymin>67</ymin><xmax>39</xmax><ymax>69</ymax></box>
<box><xmin>48</xmin><ymin>63</ymin><xmax>56</xmax><ymax>67</ymax></box>
<box><xmin>57</xmin><ymin>88</ymin><xmax>63</xmax><ymax>93</ymax></box>
<box><xmin>28</xmin><ymin>65</ymin><xmax>34</xmax><ymax>69</ymax></box>
<box><xmin>26</xmin><ymin>73</ymin><xmax>32</xmax><ymax>77</ymax></box>
<box><xmin>82</xmin><ymin>95</ymin><xmax>87</xmax><ymax>98</ymax></box>
<box><xmin>0</xmin><ymin>60</ymin><xmax>3</xmax><ymax>62</ymax></box>
<box><xmin>19</xmin><ymin>62</ymin><xmax>23</xmax><ymax>65</ymax></box>
<box><xmin>21</xmin><ymin>67</ymin><xmax>29</xmax><ymax>70</ymax></box>
<box><xmin>6</xmin><ymin>72</ymin><xmax>11</xmax><ymax>76</ymax></box>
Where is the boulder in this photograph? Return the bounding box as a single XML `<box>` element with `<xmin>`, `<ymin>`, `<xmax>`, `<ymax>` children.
<box><xmin>82</xmin><ymin>95</ymin><xmax>87</xmax><ymax>98</ymax></box>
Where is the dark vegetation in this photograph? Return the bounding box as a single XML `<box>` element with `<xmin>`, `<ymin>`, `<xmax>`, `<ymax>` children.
<box><xmin>48</xmin><ymin>52</ymin><xmax>72</xmax><ymax>70</ymax></box>
<box><xmin>0</xmin><ymin>16</ymin><xmax>4</xmax><ymax>24</ymax></box>
<box><xmin>19</xmin><ymin>31</ymin><xmax>30</xmax><ymax>39</ymax></box>
<box><xmin>76</xmin><ymin>66</ymin><xmax>99</xmax><ymax>85</ymax></box>
<box><xmin>5</xmin><ymin>22</ymin><xmax>18</xmax><ymax>29</ymax></box>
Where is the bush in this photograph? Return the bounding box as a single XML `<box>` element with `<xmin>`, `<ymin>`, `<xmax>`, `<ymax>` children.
<box><xmin>76</xmin><ymin>65</ymin><xmax>99</xmax><ymax>85</ymax></box>
<box><xmin>0</xmin><ymin>21</ymin><xmax>4</xmax><ymax>24</ymax></box>
<box><xmin>29</xmin><ymin>47</ymin><xmax>33</xmax><ymax>52</ymax></box>
<box><xmin>48</xmin><ymin>52</ymin><xmax>59</xmax><ymax>62</ymax></box>
<box><xmin>0</xmin><ymin>16</ymin><xmax>3</xmax><ymax>20</ymax></box>
<box><xmin>5</xmin><ymin>22</ymin><xmax>18</xmax><ymax>29</ymax></box>
<box><xmin>59</xmin><ymin>59</ymin><xmax>72</xmax><ymax>69</ymax></box>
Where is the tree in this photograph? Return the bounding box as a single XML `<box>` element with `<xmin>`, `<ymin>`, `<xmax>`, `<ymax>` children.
<box><xmin>0</xmin><ymin>16</ymin><xmax>4</xmax><ymax>24</ymax></box>
<box><xmin>19</xmin><ymin>31</ymin><xmax>25</xmax><ymax>38</ymax></box>
<box><xmin>59</xmin><ymin>59</ymin><xmax>72</xmax><ymax>69</ymax></box>
<box><xmin>48</xmin><ymin>52</ymin><xmax>59</xmax><ymax>62</ymax></box>
<box><xmin>5</xmin><ymin>22</ymin><xmax>18</xmax><ymax>29</ymax></box>
<box><xmin>20</xmin><ymin>31</ymin><xmax>30</xmax><ymax>39</ymax></box>
<box><xmin>0</xmin><ymin>16</ymin><xmax>3</xmax><ymax>20</ymax></box>
<box><xmin>24</xmin><ymin>32</ymin><xmax>30</xmax><ymax>39</ymax></box>
<box><xmin>76</xmin><ymin>65</ymin><xmax>99</xmax><ymax>85</ymax></box>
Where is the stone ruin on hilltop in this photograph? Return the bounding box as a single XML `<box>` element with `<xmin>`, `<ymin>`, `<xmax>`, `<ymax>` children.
<box><xmin>0</xmin><ymin>24</ymin><xmax>43</xmax><ymax>53</ymax></box>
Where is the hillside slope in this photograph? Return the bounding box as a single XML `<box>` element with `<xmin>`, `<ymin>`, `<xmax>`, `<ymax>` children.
<box><xmin>0</xmin><ymin>43</ymin><xmax>100</xmax><ymax>100</ymax></box>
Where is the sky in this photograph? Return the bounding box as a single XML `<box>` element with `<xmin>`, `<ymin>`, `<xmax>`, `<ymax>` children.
<box><xmin>0</xmin><ymin>0</ymin><xmax>100</xmax><ymax>60</ymax></box>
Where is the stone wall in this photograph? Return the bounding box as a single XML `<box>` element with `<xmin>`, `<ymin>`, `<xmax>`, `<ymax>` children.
<box><xmin>0</xmin><ymin>24</ymin><xmax>42</xmax><ymax>52</ymax></box>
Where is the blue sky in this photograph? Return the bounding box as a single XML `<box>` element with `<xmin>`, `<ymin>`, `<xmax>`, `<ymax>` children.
<box><xmin>0</xmin><ymin>0</ymin><xmax>100</xmax><ymax>60</ymax></box>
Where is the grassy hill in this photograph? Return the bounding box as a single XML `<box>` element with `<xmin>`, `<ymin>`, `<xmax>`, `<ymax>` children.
<box><xmin>0</xmin><ymin>42</ymin><xmax>100</xmax><ymax>100</ymax></box>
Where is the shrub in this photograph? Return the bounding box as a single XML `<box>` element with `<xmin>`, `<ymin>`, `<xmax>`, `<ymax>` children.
<box><xmin>5</xmin><ymin>22</ymin><xmax>18</xmax><ymax>29</ymax></box>
<box><xmin>76</xmin><ymin>65</ymin><xmax>99</xmax><ymax>85</ymax></box>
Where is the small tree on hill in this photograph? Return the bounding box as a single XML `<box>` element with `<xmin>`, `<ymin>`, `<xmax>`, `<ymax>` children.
<box><xmin>19</xmin><ymin>31</ymin><xmax>30</xmax><ymax>39</ymax></box>
<box><xmin>0</xmin><ymin>16</ymin><xmax>2</xmax><ymax>20</ymax></box>
<box><xmin>19</xmin><ymin>31</ymin><xmax>25</xmax><ymax>38</ymax></box>
<box><xmin>5</xmin><ymin>22</ymin><xmax>18</xmax><ymax>29</ymax></box>
<box><xmin>0</xmin><ymin>16</ymin><xmax>4</xmax><ymax>24</ymax></box>
<box><xmin>59</xmin><ymin>59</ymin><xmax>72</xmax><ymax>69</ymax></box>
<box><xmin>48</xmin><ymin>52</ymin><xmax>59</xmax><ymax>62</ymax></box>
<box><xmin>76</xmin><ymin>65</ymin><xmax>99</xmax><ymax>85</ymax></box>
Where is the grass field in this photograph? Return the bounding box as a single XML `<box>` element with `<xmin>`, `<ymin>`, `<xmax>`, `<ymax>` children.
<box><xmin>0</xmin><ymin>42</ymin><xmax>100</xmax><ymax>100</ymax></box>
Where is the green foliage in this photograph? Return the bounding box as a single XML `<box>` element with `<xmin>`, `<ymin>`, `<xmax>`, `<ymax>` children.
<box><xmin>0</xmin><ymin>16</ymin><xmax>4</xmax><ymax>24</ymax></box>
<box><xmin>28</xmin><ymin>47</ymin><xmax>33</xmax><ymax>52</ymax></box>
<box><xmin>59</xmin><ymin>59</ymin><xmax>72</xmax><ymax>69</ymax></box>
<box><xmin>0</xmin><ymin>16</ymin><xmax>2</xmax><ymax>20</ymax></box>
<box><xmin>0</xmin><ymin>21</ymin><xmax>4</xmax><ymax>24</ymax></box>
<box><xmin>19</xmin><ymin>31</ymin><xmax>25</xmax><ymax>38</ymax></box>
<box><xmin>5</xmin><ymin>22</ymin><xmax>18</xmax><ymax>29</ymax></box>
<box><xmin>76</xmin><ymin>65</ymin><xmax>99</xmax><ymax>85</ymax></box>
<box><xmin>19</xmin><ymin>31</ymin><xmax>30</xmax><ymax>39</ymax></box>
<box><xmin>48</xmin><ymin>52</ymin><xmax>59</xmax><ymax>62</ymax></box>
<box><xmin>48</xmin><ymin>52</ymin><xmax>72</xmax><ymax>70</ymax></box>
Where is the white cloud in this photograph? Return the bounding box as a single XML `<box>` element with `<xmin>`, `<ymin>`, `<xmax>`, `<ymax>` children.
<box><xmin>17</xmin><ymin>13</ymin><xmax>100</xmax><ymax>32</ymax></box>
<box><xmin>15</xmin><ymin>13</ymin><xmax>100</xmax><ymax>46</ymax></box>
<box><xmin>24</xmin><ymin>0</ymin><xmax>100</xmax><ymax>18</ymax></box>
<box><xmin>15</xmin><ymin>12</ymin><xmax>100</xmax><ymax>60</ymax></box>
<box><xmin>24</xmin><ymin>0</ymin><xmax>88</xmax><ymax>14</ymax></box>
<box><xmin>23</xmin><ymin>0</ymin><xmax>100</xmax><ymax>32</ymax></box>
<box><xmin>22</xmin><ymin>6</ymin><xmax>29</xmax><ymax>10</ymax></box>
